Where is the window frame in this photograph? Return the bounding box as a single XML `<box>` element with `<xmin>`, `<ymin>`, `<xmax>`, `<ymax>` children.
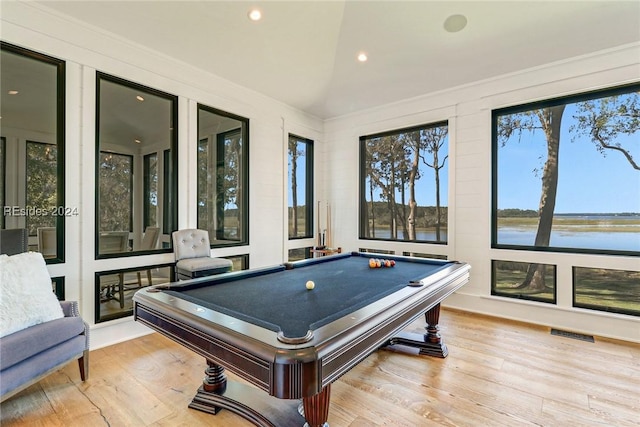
<box><xmin>572</xmin><ymin>266</ymin><xmax>640</xmax><ymax>317</ymax></box>
<box><xmin>0</xmin><ymin>42</ymin><xmax>66</xmax><ymax>263</ymax></box>
<box><xmin>196</xmin><ymin>103</ymin><xmax>249</xmax><ymax>248</ymax></box>
<box><xmin>358</xmin><ymin>121</ymin><xmax>449</xmax><ymax>244</ymax></box>
<box><xmin>491</xmin><ymin>83</ymin><xmax>640</xmax><ymax>257</ymax></box>
<box><xmin>95</xmin><ymin>72</ymin><xmax>178</xmax><ymax>259</ymax></box>
<box><xmin>288</xmin><ymin>134</ymin><xmax>314</xmax><ymax>240</ymax></box>
<box><xmin>491</xmin><ymin>260</ymin><xmax>558</xmax><ymax>305</ymax></box>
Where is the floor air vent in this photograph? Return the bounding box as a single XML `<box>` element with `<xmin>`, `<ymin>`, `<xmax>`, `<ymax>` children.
<box><xmin>550</xmin><ymin>328</ymin><xmax>594</xmax><ymax>342</ymax></box>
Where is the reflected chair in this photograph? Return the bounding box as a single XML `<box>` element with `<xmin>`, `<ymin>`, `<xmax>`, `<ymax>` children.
<box><xmin>0</xmin><ymin>229</ymin><xmax>28</xmax><ymax>255</ymax></box>
<box><xmin>172</xmin><ymin>229</ymin><xmax>233</xmax><ymax>281</ymax></box>
<box><xmin>99</xmin><ymin>231</ymin><xmax>130</xmax><ymax>254</ymax></box>
<box><xmin>37</xmin><ymin>227</ymin><xmax>57</xmax><ymax>259</ymax></box>
<box><xmin>133</xmin><ymin>226</ymin><xmax>160</xmax><ymax>288</ymax></box>
<box><xmin>98</xmin><ymin>231</ymin><xmax>130</xmax><ymax>308</ymax></box>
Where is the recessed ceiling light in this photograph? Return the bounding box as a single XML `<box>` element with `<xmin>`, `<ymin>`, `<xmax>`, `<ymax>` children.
<box><xmin>136</xmin><ymin>95</ymin><xmax>145</xmax><ymax>102</ymax></box>
<box><xmin>444</xmin><ymin>14</ymin><xmax>467</xmax><ymax>33</ymax></box>
<box><xmin>248</xmin><ymin>8</ymin><xmax>262</xmax><ymax>21</ymax></box>
<box><xmin>134</xmin><ymin>139</ymin><xmax>141</xmax><ymax>144</ymax></box>
<box><xmin>357</xmin><ymin>52</ymin><xmax>368</xmax><ymax>62</ymax></box>
<box><xmin>8</xmin><ymin>90</ymin><xmax>19</xmax><ymax>95</ymax></box>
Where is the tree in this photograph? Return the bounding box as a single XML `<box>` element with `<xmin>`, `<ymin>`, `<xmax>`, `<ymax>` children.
<box><xmin>401</xmin><ymin>131</ymin><xmax>421</xmax><ymax>241</ymax></box>
<box><xmin>362</xmin><ymin>124</ymin><xmax>449</xmax><ymax>242</ymax></box>
<box><xmin>571</xmin><ymin>93</ymin><xmax>640</xmax><ymax>170</ymax></box>
<box><xmin>421</xmin><ymin>126</ymin><xmax>449</xmax><ymax>241</ymax></box>
<box><xmin>26</xmin><ymin>142</ymin><xmax>58</xmax><ymax>235</ymax></box>
<box><xmin>288</xmin><ymin>136</ymin><xmax>302</xmax><ymax>237</ymax></box>
<box><xmin>99</xmin><ymin>152</ymin><xmax>132</xmax><ymax>232</ymax></box>
<box><xmin>362</xmin><ymin>139</ymin><xmax>379</xmax><ymax>237</ymax></box>
<box><xmin>216</xmin><ymin>131</ymin><xmax>243</xmax><ymax>240</ymax></box>
<box><xmin>498</xmin><ymin>91</ymin><xmax>639</xmax><ymax>292</ymax></box>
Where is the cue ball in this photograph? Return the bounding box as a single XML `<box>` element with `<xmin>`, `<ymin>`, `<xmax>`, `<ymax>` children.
<box><xmin>306</xmin><ymin>280</ymin><xmax>315</xmax><ymax>290</ymax></box>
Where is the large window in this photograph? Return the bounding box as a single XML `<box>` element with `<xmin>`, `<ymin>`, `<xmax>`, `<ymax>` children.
<box><xmin>197</xmin><ymin>105</ymin><xmax>249</xmax><ymax>246</ymax></box>
<box><xmin>492</xmin><ymin>84</ymin><xmax>639</xmax><ymax>315</ymax></box>
<box><xmin>288</xmin><ymin>134</ymin><xmax>313</xmax><ymax>239</ymax></box>
<box><xmin>96</xmin><ymin>73</ymin><xmax>177</xmax><ymax>257</ymax></box>
<box><xmin>493</xmin><ymin>84</ymin><xmax>640</xmax><ymax>256</ymax></box>
<box><xmin>360</xmin><ymin>122</ymin><xmax>449</xmax><ymax>243</ymax></box>
<box><xmin>1</xmin><ymin>43</ymin><xmax>65</xmax><ymax>262</ymax></box>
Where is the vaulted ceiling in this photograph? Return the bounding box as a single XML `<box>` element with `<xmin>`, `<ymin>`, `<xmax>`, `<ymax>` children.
<box><xmin>26</xmin><ymin>1</ymin><xmax>640</xmax><ymax>119</ymax></box>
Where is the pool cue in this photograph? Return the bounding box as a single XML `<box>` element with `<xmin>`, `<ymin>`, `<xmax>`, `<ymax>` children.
<box><xmin>327</xmin><ymin>203</ymin><xmax>331</xmax><ymax>248</ymax></box>
<box><xmin>317</xmin><ymin>201</ymin><xmax>321</xmax><ymax>248</ymax></box>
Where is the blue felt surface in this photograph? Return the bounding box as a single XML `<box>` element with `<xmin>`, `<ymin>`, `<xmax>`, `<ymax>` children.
<box><xmin>166</xmin><ymin>255</ymin><xmax>451</xmax><ymax>339</ymax></box>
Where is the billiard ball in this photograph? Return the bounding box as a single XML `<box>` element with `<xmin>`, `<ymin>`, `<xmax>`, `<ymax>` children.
<box><xmin>306</xmin><ymin>280</ymin><xmax>315</xmax><ymax>290</ymax></box>
<box><xmin>369</xmin><ymin>258</ymin><xmax>376</xmax><ymax>268</ymax></box>
<box><xmin>384</xmin><ymin>260</ymin><xmax>391</xmax><ymax>268</ymax></box>
<box><xmin>390</xmin><ymin>260</ymin><xmax>396</xmax><ymax>267</ymax></box>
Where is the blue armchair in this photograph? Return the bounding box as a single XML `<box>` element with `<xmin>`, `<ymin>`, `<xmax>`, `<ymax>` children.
<box><xmin>0</xmin><ymin>239</ymin><xmax>90</xmax><ymax>402</ymax></box>
<box><xmin>0</xmin><ymin>300</ymin><xmax>89</xmax><ymax>402</ymax></box>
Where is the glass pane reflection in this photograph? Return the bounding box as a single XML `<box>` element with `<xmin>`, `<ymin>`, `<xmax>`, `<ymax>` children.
<box><xmin>0</xmin><ymin>44</ymin><xmax>64</xmax><ymax>261</ymax></box>
<box><xmin>96</xmin><ymin>74</ymin><xmax>177</xmax><ymax>257</ymax></box>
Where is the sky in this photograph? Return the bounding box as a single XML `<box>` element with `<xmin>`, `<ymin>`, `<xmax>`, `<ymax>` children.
<box><xmin>497</xmin><ymin>102</ymin><xmax>640</xmax><ymax>214</ymax></box>
<box><xmin>287</xmin><ymin>96</ymin><xmax>639</xmax><ymax>215</ymax></box>
<box><xmin>288</xmin><ymin>139</ymin><xmax>449</xmax><ymax>208</ymax></box>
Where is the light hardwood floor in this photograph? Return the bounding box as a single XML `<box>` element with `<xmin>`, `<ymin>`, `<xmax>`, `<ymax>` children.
<box><xmin>1</xmin><ymin>309</ymin><xmax>638</xmax><ymax>426</ymax></box>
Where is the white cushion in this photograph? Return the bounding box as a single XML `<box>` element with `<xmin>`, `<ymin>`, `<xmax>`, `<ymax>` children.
<box><xmin>176</xmin><ymin>257</ymin><xmax>233</xmax><ymax>272</ymax></box>
<box><xmin>0</xmin><ymin>252</ymin><xmax>63</xmax><ymax>338</ymax></box>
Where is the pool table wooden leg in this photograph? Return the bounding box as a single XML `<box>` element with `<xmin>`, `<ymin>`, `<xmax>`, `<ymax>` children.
<box><xmin>189</xmin><ymin>360</ymin><xmax>227</xmax><ymax>415</ymax></box>
<box><xmin>385</xmin><ymin>303</ymin><xmax>449</xmax><ymax>358</ymax></box>
<box><xmin>422</xmin><ymin>303</ymin><xmax>448</xmax><ymax>357</ymax></box>
<box><xmin>188</xmin><ymin>360</ymin><xmax>307</xmax><ymax>426</ymax></box>
<box><xmin>302</xmin><ymin>383</ymin><xmax>331</xmax><ymax>427</ymax></box>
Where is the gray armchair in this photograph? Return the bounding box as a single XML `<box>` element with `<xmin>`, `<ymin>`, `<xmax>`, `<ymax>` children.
<box><xmin>0</xmin><ymin>248</ymin><xmax>89</xmax><ymax>402</ymax></box>
<box><xmin>172</xmin><ymin>229</ymin><xmax>232</xmax><ymax>281</ymax></box>
<box><xmin>0</xmin><ymin>301</ymin><xmax>89</xmax><ymax>402</ymax></box>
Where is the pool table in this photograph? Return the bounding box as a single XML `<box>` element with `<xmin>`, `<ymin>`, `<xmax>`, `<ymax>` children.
<box><xmin>133</xmin><ymin>252</ymin><xmax>470</xmax><ymax>426</ymax></box>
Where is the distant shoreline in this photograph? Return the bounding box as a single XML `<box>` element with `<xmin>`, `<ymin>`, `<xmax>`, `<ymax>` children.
<box><xmin>498</xmin><ymin>216</ymin><xmax>640</xmax><ymax>233</ymax></box>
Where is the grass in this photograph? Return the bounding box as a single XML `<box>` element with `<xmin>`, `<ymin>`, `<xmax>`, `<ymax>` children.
<box><xmin>493</xmin><ymin>266</ymin><xmax>555</xmax><ymax>302</ymax></box>
<box><xmin>494</xmin><ymin>264</ymin><xmax>640</xmax><ymax>315</ymax></box>
<box><xmin>574</xmin><ymin>268</ymin><xmax>640</xmax><ymax>314</ymax></box>
<box><xmin>498</xmin><ymin>216</ymin><xmax>640</xmax><ymax>232</ymax></box>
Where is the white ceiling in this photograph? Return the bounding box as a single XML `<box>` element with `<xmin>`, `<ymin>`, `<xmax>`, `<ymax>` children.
<box><xmin>26</xmin><ymin>1</ymin><xmax>640</xmax><ymax>119</ymax></box>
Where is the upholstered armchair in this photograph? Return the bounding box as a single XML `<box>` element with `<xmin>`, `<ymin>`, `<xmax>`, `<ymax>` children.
<box><xmin>172</xmin><ymin>229</ymin><xmax>232</xmax><ymax>281</ymax></box>
<box><xmin>0</xmin><ymin>251</ymin><xmax>89</xmax><ymax>402</ymax></box>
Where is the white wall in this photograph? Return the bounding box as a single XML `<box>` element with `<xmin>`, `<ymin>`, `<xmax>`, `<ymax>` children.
<box><xmin>1</xmin><ymin>2</ymin><xmax>324</xmax><ymax>349</ymax></box>
<box><xmin>325</xmin><ymin>43</ymin><xmax>640</xmax><ymax>343</ymax></box>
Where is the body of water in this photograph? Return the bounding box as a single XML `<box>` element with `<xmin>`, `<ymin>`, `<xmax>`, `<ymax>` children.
<box><xmin>497</xmin><ymin>229</ymin><xmax>640</xmax><ymax>251</ymax></box>
<box><xmin>370</xmin><ymin>229</ymin><xmax>448</xmax><ymax>242</ymax></box>
<box><xmin>371</xmin><ymin>215</ymin><xmax>640</xmax><ymax>252</ymax></box>
<box><xmin>498</xmin><ymin>214</ymin><xmax>640</xmax><ymax>252</ymax></box>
